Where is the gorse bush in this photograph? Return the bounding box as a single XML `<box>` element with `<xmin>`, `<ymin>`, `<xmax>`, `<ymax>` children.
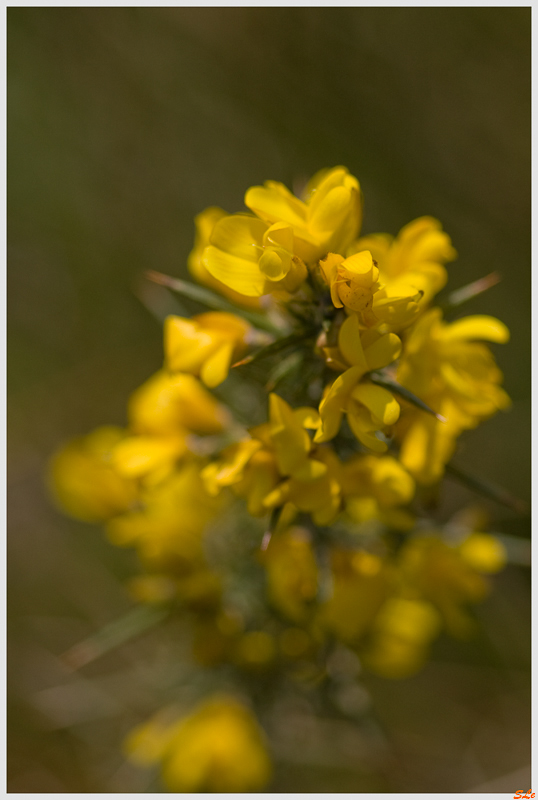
<box><xmin>50</xmin><ymin>166</ymin><xmax>514</xmax><ymax>793</ymax></box>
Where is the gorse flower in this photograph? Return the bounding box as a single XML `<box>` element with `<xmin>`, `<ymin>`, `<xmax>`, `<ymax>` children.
<box><xmin>396</xmin><ymin>308</ymin><xmax>510</xmax><ymax>483</ymax></box>
<box><xmin>349</xmin><ymin>216</ymin><xmax>457</xmax><ymax>308</ymax></box>
<box><xmin>245</xmin><ymin>166</ymin><xmax>363</xmax><ymax>262</ymax></box>
<box><xmin>164</xmin><ymin>311</ymin><xmax>251</xmax><ymax>388</ymax></box>
<box><xmin>48</xmin><ymin>164</ymin><xmax>518</xmax><ymax>794</ymax></box>
<box><xmin>125</xmin><ymin>696</ymin><xmax>272</xmax><ymax>793</ymax></box>
<box><xmin>316</xmin><ymin>315</ymin><xmax>402</xmax><ymax>451</ymax></box>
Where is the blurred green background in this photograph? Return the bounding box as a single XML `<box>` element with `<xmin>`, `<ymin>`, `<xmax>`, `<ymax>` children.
<box><xmin>8</xmin><ymin>7</ymin><xmax>530</xmax><ymax>792</ymax></box>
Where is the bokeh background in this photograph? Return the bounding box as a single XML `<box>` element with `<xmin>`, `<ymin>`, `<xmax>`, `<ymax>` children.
<box><xmin>8</xmin><ymin>7</ymin><xmax>530</xmax><ymax>793</ymax></box>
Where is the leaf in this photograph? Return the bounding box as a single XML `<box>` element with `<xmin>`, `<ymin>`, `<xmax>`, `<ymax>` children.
<box><xmin>368</xmin><ymin>372</ymin><xmax>446</xmax><ymax>422</ymax></box>
<box><xmin>445</xmin><ymin>462</ymin><xmax>528</xmax><ymax>515</ymax></box>
<box><xmin>265</xmin><ymin>351</ymin><xmax>303</xmax><ymax>392</ymax></box>
<box><xmin>145</xmin><ymin>270</ymin><xmax>283</xmax><ymax>334</ymax></box>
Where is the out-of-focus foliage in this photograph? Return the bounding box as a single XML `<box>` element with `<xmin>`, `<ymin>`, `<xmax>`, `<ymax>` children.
<box><xmin>8</xmin><ymin>7</ymin><xmax>529</xmax><ymax>793</ymax></box>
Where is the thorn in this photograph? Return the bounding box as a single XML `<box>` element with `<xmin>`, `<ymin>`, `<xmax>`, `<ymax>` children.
<box><xmin>260</xmin><ymin>530</ymin><xmax>272</xmax><ymax>551</ymax></box>
<box><xmin>232</xmin><ymin>355</ymin><xmax>254</xmax><ymax>368</ymax></box>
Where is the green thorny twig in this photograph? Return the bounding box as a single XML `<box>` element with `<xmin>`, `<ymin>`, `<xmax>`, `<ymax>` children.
<box><xmin>60</xmin><ymin>604</ymin><xmax>170</xmax><ymax>670</ymax></box>
<box><xmin>145</xmin><ymin>270</ymin><xmax>284</xmax><ymax>335</ymax></box>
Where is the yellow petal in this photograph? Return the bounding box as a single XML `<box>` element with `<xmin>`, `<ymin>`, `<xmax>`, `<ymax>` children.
<box><xmin>340</xmin><ymin>250</ymin><xmax>374</xmax><ymax>276</ymax></box>
<box><xmin>203</xmin><ymin>245</ymin><xmax>266</xmax><ymax>297</ymax></box>
<box><xmin>209</xmin><ymin>214</ymin><xmax>266</xmax><ymax>259</ymax></box>
<box><xmin>347</xmin><ymin>412</ymin><xmax>388</xmax><ymax>452</ymax></box>
<box><xmin>371</xmin><ymin>292</ymin><xmax>422</xmax><ymax>327</ymax></box>
<box><xmin>364</xmin><ymin>333</ymin><xmax>402</xmax><ymax>371</ymax></box>
<box><xmin>348</xmin><ymin>232</ymin><xmax>392</xmax><ymax>266</ymax></box>
<box><xmin>164</xmin><ymin>316</ymin><xmax>214</xmax><ymax>373</ymax></box>
<box><xmin>194</xmin><ymin>311</ymin><xmax>250</xmax><ymax>340</ymax></box>
<box><xmin>309</xmin><ymin>185</ymin><xmax>353</xmax><ymax>233</ymax></box>
<box><xmin>459</xmin><ymin>532</ymin><xmax>506</xmax><ymax>574</ymax></box>
<box><xmin>112</xmin><ymin>436</ymin><xmax>186</xmax><ymax>478</ymax></box>
<box><xmin>315</xmin><ymin>366</ymin><xmax>363</xmax><ymax>443</ymax></box>
<box><xmin>259</xmin><ymin>248</ymin><xmax>289</xmax><ymax>281</ymax></box>
<box><xmin>263</xmin><ymin>221</ymin><xmax>294</xmax><ymax>252</ymax></box>
<box><xmin>269</xmin><ymin>394</ymin><xmax>311</xmax><ymax>475</ymax></box>
<box><xmin>292</xmin><ymin>459</ymin><xmax>328</xmax><ymax>481</ymax></box>
<box><xmin>201</xmin><ymin>439</ymin><xmax>262</xmax><ymax>493</ymax></box>
<box><xmin>293</xmin><ymin>407</ymin><xmax>321</xmax><ymax>430</ymax></box>
<box><xmin>200</xmin><ymin>342</ymin><xmax>234</xmax><ymax>388</ymax></box>
<box><xmin>245</xmin><ymin>183</ymin><xmax>307</xmax><ymax>229</ymax></box>
<box><xmin>337</xmin><ymin>314</ymin><xmax>369</xmax><ymax>370</ymax></box>
<box><xmin>441</xmin><ymin>315</ymin><xmax>510</xmax><ymax>343</ymax></box>
<box><xmin>353</xmin><ymin>383</ymin><xmax>400</xmax><ymax>425</ymax></box>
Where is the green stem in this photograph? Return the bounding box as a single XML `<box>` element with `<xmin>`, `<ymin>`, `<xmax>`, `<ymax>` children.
<box><xmin>145</xmin><ymin>271</ymin><xmax>284</xmax><ymax>335</ymax></box>
<box><xmin>445</xmin><ymin>462</ymin><xmax>528</xmax><ymax>515</ymax></box>
<box><xmin>60</xmin><ymin>604</ymin><xmax>170</xmax><ymax>670</ymax></box>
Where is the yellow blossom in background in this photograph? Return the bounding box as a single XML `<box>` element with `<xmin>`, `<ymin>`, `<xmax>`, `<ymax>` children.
<box><xmin>316</xmin><ymin>549</ymin><xmax>392</xmax><ymax>644</ymax></box>
<box><xmin>111</xmin><ymin>370</ymin><xmax>229</xmax><ymax>482</ymax></box>
<box><xmin>202</xmin><ymin>394</ymin><xmax>341</xmax><ymax>521</ymax></box>
<box><xmin>262</xmin><ymin>445</ymin><xmax>343</xmax><ymax>526</ymax></box>
<box><xmin>341</xmin><ymin>454</ymin><xmax>416</xmax><ymax>529</ymax></box>
<box><xmin>458</xmin><ymin>531</ymin><xmax>506</xmax><ymax>574</ymax></box>
<box><xmin>316</xmin><ymin>314</ymin><xmax>402</xmax><ymax>451</ymax></box>
<box><xmin>396</xmin><ymin>308</ymin><xmax>510</xmax><ymax>484</ymax></box>
<box><xmin>125</xmin><ymin>696</ymin><xmax>272</xmax><ymax>793</ymax></box>
<box><xmin>128</xmin><ymin>369</ymin><xmax>229</xmax><ymax>438</ymax></box>
<box><xmin>245</xmin><ymin>166</ymin><xmax>363</xmax><ymax>263</ymax></box>
<box><xmin>349</xmin><ymin>216</ymin><xmax>457</xmax><ymax>312</ymax></box>
<box><xmin>397</xmin><ymin>532</ymin><xmax>506</xmax><ymax>637</ymax></box>
<box><xmin>49</xmin><ymin>426</ymin><xmax>138</xmax><ymax>523</ymax></box>
<box><xmin>362</xmin><ymin>597</ymin><xmax>441</xmax><ymax>679</ymax></box>
<box><xmin>106</xmin><ymin>461</ymin><xmax>224</xmax><ymax>573</ymax></box>
<box><xmin>164</xmin><ymin>311</ymin><xmax>251</xmax><ymax>388</ymax></box>
<box><xmin>261</xmin><ymin>527</ymin><xmax>319</xmax><ymax>623</ymax></box>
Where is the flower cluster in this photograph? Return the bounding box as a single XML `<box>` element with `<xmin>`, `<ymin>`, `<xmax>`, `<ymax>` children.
<box><xmin>50</xmin><ymin>166</ymin><xmax>512</xmax><ymax>793</ymax></box>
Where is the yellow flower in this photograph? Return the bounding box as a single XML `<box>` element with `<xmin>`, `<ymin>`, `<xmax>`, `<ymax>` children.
<box><xmin>262</xmin><ymin>445</ymin><xmax>343</xmax><ymax>526</ymax></box>
<box><xmin>397</xmin><ymin>533</ymin><xmax>503</xmax><ymax>637</ymax></box>
<box><xmin>125</xmin><ymin>696</ymin><xmax>272</xmax><ymax>793</ymax></box>
<box><xmin>319</xmin><ymin>250</ymin><xmax>380</xmax><ymax>313</ymax></box>
<box><xmin>107</xmin><ymin>461</ymin><xmax>224</xmax><ymax>573</ymax></box>
<box><xmin>202</xmin><ymin>214</ymin><xmax>307</xmax><ymax>298</ymax></box>
<box><xmin>349</xmin><ymin>216</ymin><xmax>457</xmax><ymax>310</ymax></box>
<box><xmin>362</xmin><ymin>597</ymin><xmax>441</xmax><ymax>679</ymax></box>
<box><xmin>396</xmin><ymin>308</ymin><xmax>510</xmax><ymax>484</ymax></box>
<box><xmin>112</xmin><ymin>370</ymin><xmax>229</xmax><ymax>481</ymax></box>
<box><xmin>318</xmin><ymin>249</ymin><xmax>423</xmax><ymax>329</ymax></box>
<box><xmin>164</xmin><ymin>311</ymin><xmax>251</xmax><ymax>388</ymax></box>
<box><xmin>316</xmin><ymin>549</ymin><xmax>391</xmax><ymax>644</ymax></box>
<box><xmin>341</xmin><ymin>454</ymin><xmax>415</xmax><ymax>508</ymax></box>
<box><xmin>202</xmin><ymin>394</ymin><xmax>333</xmax><ymax>520</ymax></box>
<box><xmin>49</xmin><ymin>426</ymin><xmax>138</xmax><ymax>523</ymax></box>
<box><xmin>316</xmin><ymin>314</ymin><xmax>402</xmax><ymax>451</ymax></box>
<box><xmin>261</xmin><ymin>527</ymin><xmax>319</xmax><ymax>623</ymax></box>
<box><xmin>340</xmin><ymin>454</ymin><xmax>415</xmax><ymax>529</ymax></box>
<box><xmin>458</xmin><ymin>531</ymin><xmax>506</xmax><ymax>574</ymax></box>
<box><xmin>188</xmin><ymin>206</ymin><xmax>261</xmax><ymax>309</ymax></box>
<box><xmin>245</xmin><ymin>166</ymin><xmax>363</xmax><ymax>262</ymax></box>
